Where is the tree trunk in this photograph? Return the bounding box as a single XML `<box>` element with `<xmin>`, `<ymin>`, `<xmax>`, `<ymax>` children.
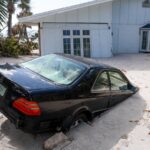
<box><xmin>24</xmin><ymin>26</ymin><xmax>29</xmax><ymax>42</ymax></box>
<box><xmin>7</xmin><ymin>13</ymin><xmax>12</xmax><ymax>37</ymax></box>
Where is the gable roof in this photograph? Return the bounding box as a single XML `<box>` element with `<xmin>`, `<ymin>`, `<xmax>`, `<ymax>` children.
<box><xmin>19</xmin><ymin>0</ymin><xmax>113</xmax><ymax>24</ymax></box>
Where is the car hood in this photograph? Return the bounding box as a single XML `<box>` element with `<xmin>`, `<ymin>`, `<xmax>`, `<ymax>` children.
<box><xmin>0</xmin><ymin>63</ymin><xmax>64</xmax><ymax>92</ymax></box>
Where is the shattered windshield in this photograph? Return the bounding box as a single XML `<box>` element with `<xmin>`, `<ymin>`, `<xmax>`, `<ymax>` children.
<box><xmin>21</xmin><ymin>54</ymin><xmax>86</xmax><ymax>85</ymax></box>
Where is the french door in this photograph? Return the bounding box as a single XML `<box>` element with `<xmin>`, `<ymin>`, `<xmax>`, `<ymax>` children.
<box><xmin>63</xmin><ymin>29</ymin><xmax>91</xmax><ymax>57</ymax></box>
<box><xmin>140</xmin><ymin>30</ymin><xmax>150</xmax><ymax>52</ymax></box>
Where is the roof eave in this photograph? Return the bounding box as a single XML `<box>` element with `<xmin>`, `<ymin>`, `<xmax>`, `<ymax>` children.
<box><xmin>19</xmin><ymin>0</ymin><xmax>113</xmax><ymax>24</ymax></box>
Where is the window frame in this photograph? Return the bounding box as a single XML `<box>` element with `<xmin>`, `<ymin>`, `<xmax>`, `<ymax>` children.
<box><xmin>91</xmin><ymin>70</ymin><xmax>111</xmax><ymax>93</ymax></box>
<box><xmin>73</xmin><ymin>38</ymin><xmax>81</xmax><ymax>56</ymax></box>
<box><xmin>83</xmin><ymin>30</ymin><xmax>90</xmax><ymax>36</ymax></box>
<box><xmin>73</xmin><ymin>30</ymin><xmax>80</xmax><ymax>36</ymax></box>
<box><xmin>62</xmin><ymin>29</ymin><xmax>91</xmax><ymax>57</ymax></box>
<box><xmin>63</xmin><ymin>38</ymin><xmax>71</xmax><ymax>54</ymax></box>
<box><xmin>83</xmin><ymin>38</ymin><xmax>91</xmax><ymax>58</ymax></box>
<box><xmin>63</xmin><ymin>30</ymin><xmax>70</xmax><ymax>36</ymax></box>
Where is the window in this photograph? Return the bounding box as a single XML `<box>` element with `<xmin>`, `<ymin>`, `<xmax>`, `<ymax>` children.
<box><xmin>63</xmin><ymin>30</ymin><xmax>70</xmax><ymax>36</ymax></box>
<box><xmin>63</xmin><ymin>38</ymin><xmax>71</xmax><ymax>54</ymax></box>
<box><xmin>142</xmin><ymin>31</ymin><xmax>148</xmax><ymax>50</ymax></box>
<box><xmin>143</xmin><ymin>0</ymin><xmax>150</xmax><ymax>7</ymax></box>
<box><xmin>62</xmin><ymin>29</ymin><xmax>91</xmax><ymax>57</ymax></box>
<box><xmin>73</xmin><ymin>38</ymin><xmax>81</xmax><ymax>56</ymax></box>
<box><xmin>21</xmin><ymin>54</ymin><xmax>86</xmax><ymax>85</ymax></box>
<box><xmin>83</xmin><ymin>30</ymin><xmax>90</xmax><ymax>36</ymax></box>
<box><xmin>92</xmin><ymin>72</ymin><xmax>110</xmax><ymax>92</ymax></box>
<box><xmin>83</xmin><ymin>38</ymin><xmax>91</xmax><ymax>58</ymax></box>
<box><xmin>109</xmin><ymin>71</ymin><xmax>128</xmax><ymax>91</ymax></box>
<box><xmin>73</xmin><ymin>30</ymin><xmax>80</xmax><ymax>36</ymax></box>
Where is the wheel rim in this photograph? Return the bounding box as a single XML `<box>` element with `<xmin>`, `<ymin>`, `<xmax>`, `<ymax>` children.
<box><xmin>71</xmin><ymin>118</ymin><xmax>83</xmax><ymax>129</ymax></box>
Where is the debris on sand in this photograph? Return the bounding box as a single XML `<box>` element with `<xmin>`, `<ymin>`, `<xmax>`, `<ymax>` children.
<box><xmin>44</xmin><ymin>132</ymin><xmax>71</xmax><ymax>150</ymax></box>
<box><xmin>144</xmin><ymin>110</ymin><xmax>150</xmax><ymax>113</ymax></box>
<box><xmin>121</xmin><ymin>134</ymin><xmax>128</xmax><ymax>139</ymax></box>
<box><xmin>129</xmin><ymin>120</ymin><xmax>139</xmax><ymax>123</ymax></box>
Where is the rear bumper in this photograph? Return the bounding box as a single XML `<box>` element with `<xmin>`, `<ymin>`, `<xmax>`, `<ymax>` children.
<box><xmin>0</xmin><ymin>106</ymin><xmax>59</xmax><ymax>133</ymax></box>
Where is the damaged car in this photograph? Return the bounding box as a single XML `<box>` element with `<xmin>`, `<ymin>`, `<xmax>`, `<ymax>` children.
<box><xmin>0</xmin><ymin>54</ymin><xmax>138</xmax><ymax>133</ymax></box>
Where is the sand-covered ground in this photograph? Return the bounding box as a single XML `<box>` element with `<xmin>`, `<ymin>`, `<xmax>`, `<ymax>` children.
<box><xmin>0</xmin><ymin>54</ymin><xmax>150</xmax><ymax>150</ymax></box>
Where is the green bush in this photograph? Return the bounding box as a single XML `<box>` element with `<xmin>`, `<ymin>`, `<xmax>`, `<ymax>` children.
<box><xmin>0</xmin><ymin>37</ymin><xmax>20</xmax><ymax>57</ymax></box>
<box><xmin>19</xmin><ymin>41</ymin><xmax>32</xmax><ymax>55</ymax></box>
<box><xmin>19</xmin><ymin>41</ymin><xmax>39</xmax><ymax>55</ymax></box>
<box><xmin>0</xmin><ymin>37</ymin><xmax>38</xmax><ymax>57</ymax></box>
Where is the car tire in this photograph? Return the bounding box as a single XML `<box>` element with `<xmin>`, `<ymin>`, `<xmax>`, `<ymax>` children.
<box><xmin>61</xmin><ymin>113</ymin><xmax>88</xmax><ymax>132</ymax></box>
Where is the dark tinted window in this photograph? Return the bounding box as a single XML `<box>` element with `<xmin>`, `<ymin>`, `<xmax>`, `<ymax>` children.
<box><xmin>83</xmin><ymin>30</ymin><xmax>90</xmax><ymax>35</ymax></box>
<box><xmin>63</xmin><ymin>30</ymin><xmax>70</xmax><ymax>36</ymax></box>
<box><xmin>83</xmin><ymin>38</ymin><xmax>91</xmax><ymax>58</ymax></box>
<box><xmin>73</xmin><ymin>38</ymin><xmax>81</xmax><ymax>56</ymax></box>
<box><xmin>109</xmin><ymin>71</ymin><xmax>128</xmax><ymax>91</ymax></box>
<box><xmin>63</xmin><ymin>38</ymin><xmax>71</xmax><ymax>54</ymax></box>
<box><xmin>92</xmin><ymin>71</ymin><xmax>110</xmax><ymax>92</ymax></box>
<box><xmin>73</xmin><ymin>30</ymin><xmax>80</xmax><ymax>36</ymax></box>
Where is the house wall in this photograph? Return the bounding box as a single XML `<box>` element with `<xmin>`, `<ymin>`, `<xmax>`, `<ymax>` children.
<box><xmin>40</xmin><ymin>23</ymin><xmax>112</xmax><ymax>58</ymax></box>
<box><xmin>112</xmin><ymin>0</ymin><xmax>150</xmax><ymax>54</ymax></box>
<box><xmin>40</xmin><ymin>2</ymin><xmax>113</xmax><ymax>58</ymax></box>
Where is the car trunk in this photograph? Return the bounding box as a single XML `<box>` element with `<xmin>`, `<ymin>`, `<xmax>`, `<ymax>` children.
<box><xmin>0</xmin><ymin>73</ymin><xmax>30</xmax><ymax>105</ymax></box>
<box><xmin>0</xmin><ymin>63</ymin><xmax>63</xmax><ymax>107</ymax></box>
<box><xmin>0</xmin><ymin>72</ymin><xmax>28</xmax><ymax>127</ymax></box>
<box><xmin>0</xmin><ymin>64</ymin><xmax>66</xmax><ymax>131</ymax></box>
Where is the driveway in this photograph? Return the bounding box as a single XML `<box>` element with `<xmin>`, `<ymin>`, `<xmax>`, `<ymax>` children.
<box><xmin>0</xmin><ymin>54</ymin><xmax>149</xmax><ymax>150</ymax></box>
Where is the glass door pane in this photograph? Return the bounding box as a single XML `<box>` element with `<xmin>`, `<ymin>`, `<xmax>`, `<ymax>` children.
<box><xmin>73</xmin><ymin>38</ymin><xmax>81</xmax><ymax>56</ymax></box>
<box><xmin>141</xmin><ymin>31</ymin><xmax>148</xmax><ymax>51</ymax></box>
<box><xmin>63</xmin><ymin>38</ymin><xmax>71</xmax><ymax>54</ymax></box>
<box><xmin>83</xmin><ymin>38</ymin><xmax>91</xmax><ymax>58</ymax></box>
<box><xmin>149</xmin><ymin>31</ymin><xmax>150</xmax><ymax>51</ymax></box>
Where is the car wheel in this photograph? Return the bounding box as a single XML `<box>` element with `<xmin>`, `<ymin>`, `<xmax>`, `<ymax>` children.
<box><xmin>61</xmin><ymin>113</ymin><xmax>88</xmax><ymax>132</ymax></box>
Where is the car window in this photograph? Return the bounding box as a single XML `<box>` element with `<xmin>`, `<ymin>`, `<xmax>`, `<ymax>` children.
<box><xmin>21</xmin><ymin>54</ymin><xmax>86</xmax><ymax>85</ymax></box>
<box><xmin>109</xmin><ymin>71</ymin><xmax>128</xmax><ymax>91</ymax></box>
<box><xmin>92</xmin><ymin>71</ymin><xmax>110</xmax><ymax>92</ymax></box>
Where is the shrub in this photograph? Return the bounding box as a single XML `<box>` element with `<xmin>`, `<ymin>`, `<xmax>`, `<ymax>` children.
<box><xmin>19</xmin><ymin>41</ymin><xmax>39</xmax><ymax>55</ymax></box>
<box><xmin>0</xmin><ymin>37</ymin><xmax>38</xmax><ymax>57</ymax></box>
<box><xmin>0</xmin><ymin>37</ymin><xmax>20</xmax><ymax>57</ymax></box>
<box><xmin>19</xmin><ymin>41</ymin><xmax>32</xmax><ymax>55</ymax></box>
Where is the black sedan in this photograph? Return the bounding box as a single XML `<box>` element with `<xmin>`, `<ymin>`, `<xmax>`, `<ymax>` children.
<box><xmin>0</xmin><ymin>54</ymin><xmax>138</xmax><ymax>133</ymax></box>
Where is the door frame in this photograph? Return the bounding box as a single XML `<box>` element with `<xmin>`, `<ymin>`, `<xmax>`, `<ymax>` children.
<box><xmin>62</xmin><ymin>27</ymin><xmax>92</xmax><ymax>57</ymax></box>
<box><xmin>140</xmin><ymin>29</ymin><xmax>150</xmax><ymax>52</ymax></box>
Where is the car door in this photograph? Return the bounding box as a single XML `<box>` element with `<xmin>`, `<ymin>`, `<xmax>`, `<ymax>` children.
<box><xmin>90</xmin><ymin>70</ymin><xmax>111</xmax><ymax>112</ymax></box>
<box><xmin>108</xmin><ymin>70</ymin><xmax>134</xmax><ymax>107</ymax></box>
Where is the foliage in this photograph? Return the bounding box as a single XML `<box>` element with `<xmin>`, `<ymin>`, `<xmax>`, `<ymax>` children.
<box><xmin>0</xmin><ymin>0</ymin><xmax>37</xmax><ymax>57</ymax></box>
<box><xmin>18</xmin><ymin>41</ymin><xmax>39</xmax><ymax>55</ymax></box>
<box><xmin>0</xmin><ymin>37</ymin><xmax>20</xmax><ymax>57</ymax></box>
<box><xmin>17</xmin><ymin>0</ymin><xmax>32</xmax><ymax>41</ymax></box>
<box><xmin>0</xmin><ymin>37</ymin><xmax>38</xmax><ymax>57</ymax></box>
<box><xmin>0</xmin><ymin>0</ymin><xmax>7</xmax><ymax>28</ymax></box>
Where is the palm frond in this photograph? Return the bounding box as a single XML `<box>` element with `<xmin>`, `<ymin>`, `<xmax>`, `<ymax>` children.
<box><xmin>0</xmin><ymin>0</ymin><xmax>7</xmax><ymax>28</ymax></box>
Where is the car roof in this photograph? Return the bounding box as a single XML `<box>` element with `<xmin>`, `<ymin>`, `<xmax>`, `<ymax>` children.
<box><xmin>55</xmin><ymin>53</ymin><xmax>115</xmax><ymax>70</ymax></box>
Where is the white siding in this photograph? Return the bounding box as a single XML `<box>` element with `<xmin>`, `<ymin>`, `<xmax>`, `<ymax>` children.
<box><xmin>38</xmin><ymin>2</ymin><xmax>112</xmax><ymax>24</ymax></box>
<box><xmin>40</xmin><ymin>2</ymin><xmax>113</xmax><ymax>58</ymax></box>
<box><xmin>112</xmin><ymin>0</ymin><xmax>150</xmax><ymax>54</ymax></box>
<box><xmin>91</xmin><ymin>25</ymin><xmax>112</xmax><ymax>58</ymax></box>
<box><xmin>41</xmin><ymin>23</ymin><xmax>112</xmax><ymax>58</ymax></box>
<box><xmin>40</xmin><ymin>24</ymin><xmax>63</xmax><ymax>55</ymax></box>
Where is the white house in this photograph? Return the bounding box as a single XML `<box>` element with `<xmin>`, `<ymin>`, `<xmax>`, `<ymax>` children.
<box><xmin>19</xmin><ymin>0</ymin><xmax>150</xmax><ymax>58</ymax></box>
